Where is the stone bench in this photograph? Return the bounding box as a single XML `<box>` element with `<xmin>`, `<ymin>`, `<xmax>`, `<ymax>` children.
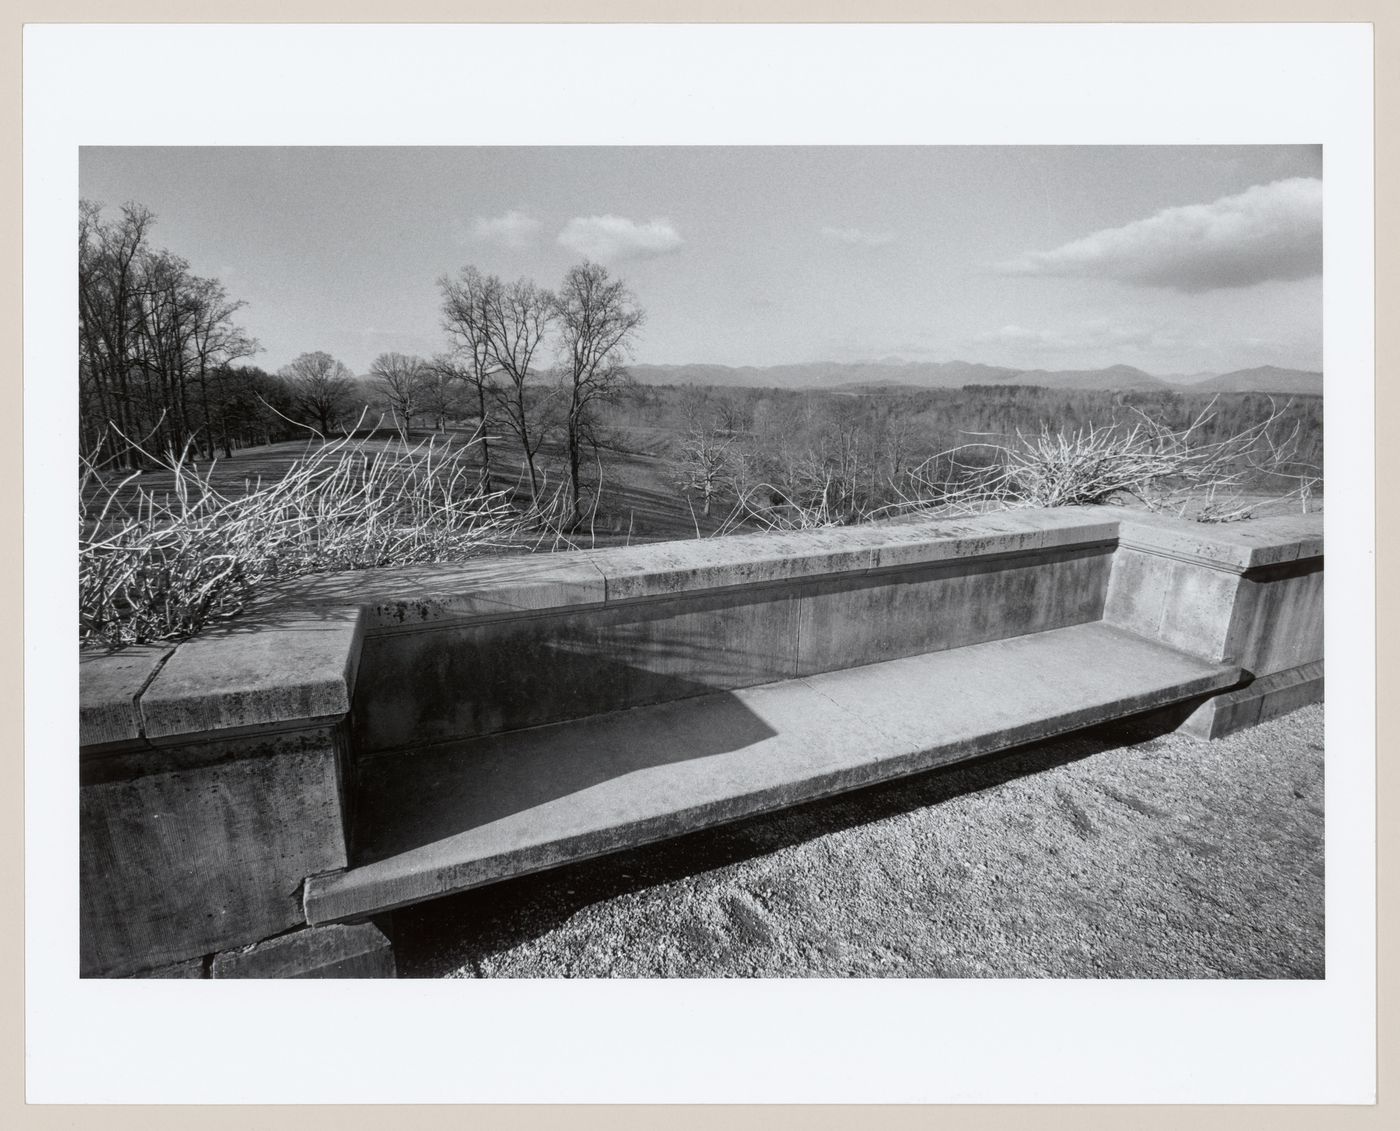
<box><xmin>78</xmin><ymin>505</ymin><xmax>1323</xmax><ymax>978</ymax></box>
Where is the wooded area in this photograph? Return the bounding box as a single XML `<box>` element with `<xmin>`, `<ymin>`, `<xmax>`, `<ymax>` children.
<box><xmin>620</xmin><ymin>382</ymin><xmax>1323</xmax><ymax>527</ymax></box>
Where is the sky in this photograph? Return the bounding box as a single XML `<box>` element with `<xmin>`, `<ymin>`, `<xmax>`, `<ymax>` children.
<box><xmin>79</xmin><ymin>145</ymin><xmax>1324</xmax><ymax>377</ymax></box>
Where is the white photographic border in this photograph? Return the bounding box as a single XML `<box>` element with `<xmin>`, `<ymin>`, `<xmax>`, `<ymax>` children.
<box><xmin>24</xmin><ymin>22</ymin><xmax>1376</xmax><ymax>1104</ymax></box>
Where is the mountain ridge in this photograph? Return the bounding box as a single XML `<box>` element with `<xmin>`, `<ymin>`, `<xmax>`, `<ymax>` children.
<box><xmin>627</xmin><ymin>360</ymin><xmax>1321</xmax><ymax>395</ymax></box>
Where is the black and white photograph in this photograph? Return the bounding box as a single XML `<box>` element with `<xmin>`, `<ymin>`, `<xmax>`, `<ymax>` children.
<box><xmin>26</xmin><ymin>18</ymin><xmax>1376</xmax><ymax>1108</ymax></box>
<box><xmin>77</xmin><ymin>143</ymin><xmax>1326</xmax><ymax>980</ymax></box>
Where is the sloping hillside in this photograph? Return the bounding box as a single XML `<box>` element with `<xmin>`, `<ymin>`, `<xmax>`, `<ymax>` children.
<box><xmin>992</xmin><ymin>364</ymin><xmax>1169</xmax><ymax>392</ymax></box>
<box><xmin>1192</xmin><ymin>366</ymin><xmax>1323</xmax><ymax>396</ymax></box>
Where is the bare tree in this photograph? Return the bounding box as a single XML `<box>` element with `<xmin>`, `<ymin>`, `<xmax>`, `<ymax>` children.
<box><xmin>419</xmin><ymin>357</ymin><xmax>464</xmax><ymax>432</ymax></box>
<box><xmin>186</xmin><ymin>275</ymin><xmax>258</xmax><ymax>459</ymax></box>
<box><xmin>881</xmin><ymin>414</ymin><xmax>917</xmax><ymax>496</ymax></box>
<box><xmin>677</xmin><ymin>384</ymin><xmax>713</xmax><ymax>432</ymax></box>
<box><xmin>369</xmin><ymin>351</ymin><xmax>427</xmax><ymax>440</ymax></box>
<box><xmin>715</xmin><ymin>395</ymin><xmax>752</xmax><ymax>436</ymax></box>
<box><xmin>80</xmin><ymin>200</ymin><xmax>266</xmax><ymax>468</ymax></box>
<box><xmin>554</xmin><ymin>261</ymin><xmax>644</xmax><ymax>526</ymax></box>
<box><xmin>79</xmin><ymin>200</ymin><xmax>155</xmax><ymax>466</ymax></box>
<box><xmin>438</xmin><ymin>266</ymin><xmax>501</xmax><ymax>488</ymax></box>
<box><xmin>675</xmin><ymin>428</ymin><xmax>734</xmax><ymax>517</ymax></box>
<box><xmin>480</xmin><ymin>276</ymin><xmax>556</xmax><ymax>500</ymax></box>
<box><xmin>281</xmin><ymin>351</ymin><xmax>357</xmax><ymax>437</ymax></box>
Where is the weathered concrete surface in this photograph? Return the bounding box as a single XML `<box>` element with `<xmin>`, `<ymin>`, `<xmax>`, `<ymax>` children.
<box><xmin>268</xmin><ymin>511</ymin><xmax>1111</xmax><ymax>628</ymax></box>
<box><xmin>353</xmin><ymin>585</ymin><xmax>804</xmax><ymax>754</ymax></box>
<box><xmin>862</xmin><ymin>509</ymin><xmax>1118</xmax><ymax>571</ymax></box>
<box><xmin>794</xmin><ymin>544</ymin><xmax>1109</xmax><ymax>675</ymax></box>
<box><xmin>211</xmin><ymin>922</ymin><xmax>395</xmax><ymax>979</ymax></box>
<box><xmin>1177</xmin><ymin>661</ymin><xmax>1324</xmax><ymax>740</ymax></box>
<box><xmin>138</xmin><ymin>605</ymin><xmax>365</xmax><ymax>741</ymax></box>
<box><xmin>79</xmin><ymin>644</ymin><xmax>174</xmax><ymax>748</ymax></box>
<box><xmin>1225</xmin><ymin>561</ymin><xmax>1324</xmax><ymax>675</ymax></box>
<box><xmin>1104</xmin><ymin>546</ymin><xmax>1244</xmax><ymax>661</ymax></box>
<box><xmin>305</xmin><ymin>622</ymin><xmax>1238</xmax><ymax>926</ymax></box>
<box><xmin>1100</xmin><ymin>508</ymin><xmax>1322</xmax><ymax>740</ymax></box>
<box><xmin>370</xmin><ymin>554</ymin><xmax>609</xmax><ymax>627</ymax></box>
<box><xmin>354</xmin><ymin>537</ymin><xmax>1116</xmax><ymax>755</ymax></box>
<box><xmin>78</xmin><ymin>507</ymin><xmax>1317</xmax><ymax>756</ymax></box>
<box><xmin>392</xmin><ymin>704</ymin><xmax>1325</xmax><ymax>979</ymax></box>
<box><xmin>575</xmin><ymin>508</ymin><xmax>1112</xmax><ymax>601</ymax></box>
<box><xmin>79</xmin><ymin>725</ymin><xmax>350</xmax><ymax>978</ymax></box>
<box><xmin>124</xmin><ymin>956</ymin><xmax>207</xmax><ymax>978</ymax></box>
<box><xmin>1096</xmin><ymin>506</ymin><xmax>1323</xmax><ymax>572</ymax></box>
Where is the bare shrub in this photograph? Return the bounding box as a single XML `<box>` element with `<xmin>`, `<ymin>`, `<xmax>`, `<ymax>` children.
<box><xmin>80</xmin><ymin>426</ymin><xmax>539</xmax><ymax>648</ymax></box>
<box><xmin>712</xmin><ymin>398</ymin><xmax>1320</xmax><ymax>534</ymax></box>
<box><xmin>712</xmin><ymin>472</ymin><xmax>853</xmax><ymax>534</ymax></box>
<box><xmin>887</xmin><ymin>398</ymin><xmax>1320</xmax><ymax>522</ymax></box>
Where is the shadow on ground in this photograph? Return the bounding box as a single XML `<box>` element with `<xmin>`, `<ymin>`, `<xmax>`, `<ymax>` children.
<box><xmin>388</xmin><ymin>703</ymin><xmax>1324</xmax><ymax>980</ymax></box>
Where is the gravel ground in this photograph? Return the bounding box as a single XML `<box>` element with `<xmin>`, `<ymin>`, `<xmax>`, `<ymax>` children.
<box><xmin>392</xmin><ymin>704</ymin><xmax>1324</xmax><ymax>979</ymax></box>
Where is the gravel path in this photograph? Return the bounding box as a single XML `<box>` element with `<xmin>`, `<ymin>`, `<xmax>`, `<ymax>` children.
<box><xmin>392</xmin><ymin>704</ymin><xmax>1324</xmax><ymax>979</ymax></box>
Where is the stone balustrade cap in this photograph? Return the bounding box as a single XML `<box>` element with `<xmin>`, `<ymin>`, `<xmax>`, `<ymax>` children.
<box><xmin>137</xmin><ymin>605</ymin><xmax>366</xmax><ymax>743</ymax></box>
<box><xmin>79</xmin><ymin>644</ymin><xmax>175</xmax><ymax>748</ymax></box>
<box><xmin>1084</xmin><ymin>506</ymin><xmax>1323</xmax><ymax>571</ymax></box>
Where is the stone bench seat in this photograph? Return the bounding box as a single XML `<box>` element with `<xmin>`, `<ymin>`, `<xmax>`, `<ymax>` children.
<box><xmin>303</xmin><ymin>621</ymin><xmax>1239</xmax><ymax>924</ymax></box>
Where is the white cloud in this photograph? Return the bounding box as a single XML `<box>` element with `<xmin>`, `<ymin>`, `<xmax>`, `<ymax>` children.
<box><xmin>557</xmin><ymin>215</ymin><xmax>683</xmax><ymax>261</ymax></box>
<box><xmin>456</xmin><ymin>209</ymin><xmax>542</xmax><ymax>249</ymax></box>
<box><xmin>995</xmin><ymin>177</ymin><xmax>1322</xmax><ymax>292</ymax></box>
<box><xmin>821</xmin><ymin>225</ymin><xmax>895</xmax><ymax>248</ymax></box>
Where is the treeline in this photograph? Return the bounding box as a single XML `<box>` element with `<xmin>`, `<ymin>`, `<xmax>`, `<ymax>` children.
<box><xmin>79</xmin><ymin>201</ymin><xmax>268</xmax><ymax>466</ymax></box>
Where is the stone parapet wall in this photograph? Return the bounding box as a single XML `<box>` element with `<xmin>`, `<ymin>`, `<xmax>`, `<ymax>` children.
<box><xmin>353</xmin><ymin>511</ymin><xmax>1117</xmax><ymax>755</ymax></box>
<box><xmin>76</xmin><ymin>505</ymin><xmax>1323</xmax><ymax>977</ymax></box>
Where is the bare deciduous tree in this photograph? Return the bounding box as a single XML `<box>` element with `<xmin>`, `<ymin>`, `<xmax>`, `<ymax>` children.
<box><xmin>281</xmin><ymin>351</ymin><xmax>357</xmax><ymax>437</ymax></box>
<box><xmin>555</xmin><ymin>261</ymin><xmax>644</xmax><ymax>526</ymax></box>
<box><xmin>675</xmin><ymin>428</ymin><xmax>734</xmax><ymax>517</ymax></box>
<box><xmin>481</xmin><ymin>276</ymin><xmax>556</xmax><ymax>500</ymax></box>
<box><xmin>677</xmin><ymin>384</ymin><xmax>713</xmax><ymax>432</ymax></box>
<box><xmin>79</xmin><ymin>200</ymin><xmax>155</xmax><ymax>466</ymax></box>
<box><xmin>187</xmin><ymin>276</ymin><xmax>258</xmax><ymax>459</ymax></box>
<box><xmin>369</xmin><ymin>351</ymin><xmax>428</xmax><ymax>440</ymax></box>
<box><xmin>713</xmin><ymin>392</ymin><xmax>752</xmax><ymax>437</ymax></box>
<box><xmin>439</xmin><ymin>266</ymin><xmax>501</xmax><ymax>488</ymax></box>
<box><xmin>419</xmin><ymin>357</ymin><xmax>465</xmax><ymax>432</ymax></box>
<box><xmin>80</xmin><ymin>200</ymin><xmax>266</xmax><ymax>467</ymax></box>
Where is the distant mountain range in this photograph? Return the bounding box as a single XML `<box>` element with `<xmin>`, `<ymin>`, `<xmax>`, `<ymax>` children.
<box><xmin>626</xmin><ymin>360</ymin><xmax>1322</xmax><ymax>397</ymax></box>
<box><xmin>1186</xmin><ymin>365</ymin><xmax>1325</xmax><ymax>395</ymax></box>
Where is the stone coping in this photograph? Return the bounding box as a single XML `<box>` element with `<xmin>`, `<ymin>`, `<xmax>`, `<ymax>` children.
<box><xmin>260</xmin><ymin>506</ymin><xmax>1117</xmax><ymax>628</ymax></box>
<box><xmin>78</xmin><ymin>506</ymin><xmax>1320</xmax><ymax>754</ymax></box>
<box><xmin>1087</xmin><ymin>506</ymin><xmax>1323</xmax><ymax>573</ymax></box>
